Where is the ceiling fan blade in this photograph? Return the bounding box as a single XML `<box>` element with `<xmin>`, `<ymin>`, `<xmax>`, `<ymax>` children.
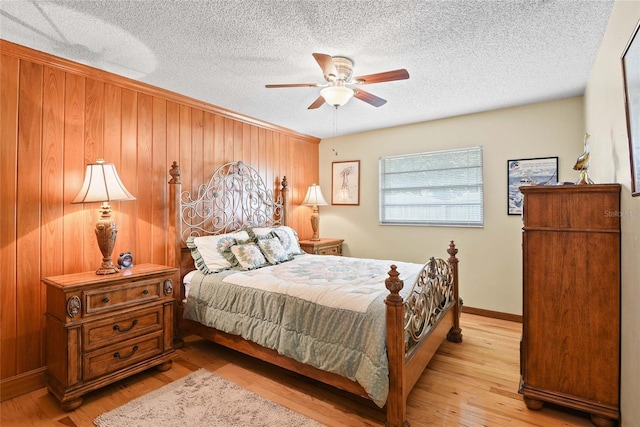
<box><xmin>353</xmin><ymin>69</ymin><xmax>410</xmax><ymax>85</ymax></box>
<box><xmin>312</xmin><ymin>53</ymin><xmax>338</xmax><ymax>78</ymax></box>
<box><xmin>265</xmin><ymin>83</ymin><xmax>320</xmax><ymax>88</ymax></box>
<box><xmin>307</xmin><ymin>96</ymin><xmax>325</xmax><ymax>109</ymax></box>
<box><xmin>354</xmin><ymin>89</ymin><xmax>387</xmax><ymax>107</ymax></box>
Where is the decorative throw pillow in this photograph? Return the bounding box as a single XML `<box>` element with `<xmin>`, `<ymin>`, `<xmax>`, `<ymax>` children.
<box><xmin>249</xmin><ymin>227</ymin><xmax>273</xmax><ymax>240</ymax></box>
<box><xmin>258</xmin><ymin>237</ymin><xmax>291</xmax><ymax>264</ymax></box>
<box><xmin>187</xmin><ymin>230</ymin><xmax>252</xmax><ymax>274</ymax></box>
<box><xmin>227</xmin><ymin>230</ymin><xmax>252</xmax><ymax>266</ymax></box>
<box><xmin>230</xmin><ymin>243</ymin><xmax>268</xmax><ymax>270</ymax></box>
<box><xmin>271</xmin><ymin>226</ymin><xmax>305</xmax><ymax>257</ymax></box>
<box><xmin>232</xmin><ymin>230</ymin><xmax>252</xmax><ymax>244</ymax></box>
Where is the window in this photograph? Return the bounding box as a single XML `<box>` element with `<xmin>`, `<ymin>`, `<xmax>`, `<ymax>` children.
<box><xmin>379</xmin><ymin>147</ymin><xmax>483</xmax><ymax>227</ymax></box>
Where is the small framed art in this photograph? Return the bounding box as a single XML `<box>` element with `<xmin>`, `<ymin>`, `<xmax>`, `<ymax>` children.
<box><xmin>332</xmin><ymin>160</ymin><xmax>360</xmax><ymax>205</ymax></box>
<box><xmin>507</xmin><ymin>157</ymin><xmax>558</xmax><ymax>215</ymax></box>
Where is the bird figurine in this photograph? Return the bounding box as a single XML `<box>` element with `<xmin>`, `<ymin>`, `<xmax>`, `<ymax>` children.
<box><xmin>573</xmin><ymin>133</ymin><xmax>594</xmax><ymax>184</ymax></box>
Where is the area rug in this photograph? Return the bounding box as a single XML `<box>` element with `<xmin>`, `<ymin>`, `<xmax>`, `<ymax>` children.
<box><xmin>94</xmin><ymin>368</ymin><xmax>324</xmax><ymax>427</ymax></box>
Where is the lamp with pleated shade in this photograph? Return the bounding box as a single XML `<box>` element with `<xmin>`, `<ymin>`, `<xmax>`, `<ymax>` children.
<box><xmin>72</xmin><ymin>159</ymin><xmax>136</xmax><ymax>275</ymax></box>
<box><xmin>301</xmin><ymin>184</ymin><xmax>328</xmax><ymax>241</ymax></box>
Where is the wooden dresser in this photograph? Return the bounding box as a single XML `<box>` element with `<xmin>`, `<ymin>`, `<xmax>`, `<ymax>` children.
<box><xmin>43</xmin><ymin>263</ymin><xmax>178</xmax><ymax>410</ymax></box>
<box><xmin>519</xmin><ymin>184</ymin><xmax>620</xmax><ymax>427</ymax></box>
<box><xmin>299</xmin><ymin>238</ymin><xmax>344</xmax><ymax>255</ymax></box>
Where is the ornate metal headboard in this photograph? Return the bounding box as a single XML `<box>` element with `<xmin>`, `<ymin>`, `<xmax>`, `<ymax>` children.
<box><xmin>168</xmin><ymin>161</ymin><xmax>288</xmax><ymax>243</ymax></box>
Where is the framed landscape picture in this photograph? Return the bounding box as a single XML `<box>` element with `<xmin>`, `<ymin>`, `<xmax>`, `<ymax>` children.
<box><xmin>507</xmin><ymin>157</ymin><xmax>558</xmax><ymax>215</ymax></box>
<box><xmin>332</xmin><ymin>160</ymin><xmax>360</xmax><ymax>205</ymax></box>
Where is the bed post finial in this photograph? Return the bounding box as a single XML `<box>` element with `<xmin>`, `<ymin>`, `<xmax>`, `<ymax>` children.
<box><xmin>169</xmin><ymin>161</ymin><xmax>181</xmax><ymax>184</ymax></box>
<box><xmin>385</xmin><ymin>265</ymin><xmax>404</xmax><ymax>303</ymax></box>
<box><xmin>446</xmin><ymin>240</ymin><xmax>463</xmax><ymax>343</ymax></box>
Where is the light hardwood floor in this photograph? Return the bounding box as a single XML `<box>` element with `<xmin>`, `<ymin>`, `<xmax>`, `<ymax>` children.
<box><xmin>1</xmin><ymin>314</ymin><xmax>593</xmax><ymax>426</ymax></box>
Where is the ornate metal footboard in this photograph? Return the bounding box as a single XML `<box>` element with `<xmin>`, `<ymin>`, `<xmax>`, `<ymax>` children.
<box><xmin>385</xmin><ymin>241</ymin><xmax>461</xmax><ymax>357</ymax></box>
<box><xmin>404</xmin><ymin>255</ymin><xmax>455</xmax><ymax>355</ymax></box>
<box><xmin>384</xmin><ymin>241</ymin><xmax>461</xmax><ymax>426</ymax></box>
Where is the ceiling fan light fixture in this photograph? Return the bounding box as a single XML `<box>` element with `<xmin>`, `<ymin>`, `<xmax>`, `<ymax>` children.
<box><xmin>320</xmin><ymin>85</ymin><xmax>354</xmax><ymax>107</ymax></box>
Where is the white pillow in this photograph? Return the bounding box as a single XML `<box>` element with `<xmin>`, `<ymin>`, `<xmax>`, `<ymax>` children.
<box><xmin>230</xmin><ymin>243</ymin><xmax>268</xmax><ymax>270</ymax></box>
<box><xmin>190</xmin><ymin>230</ymin><xmax>251</xmax><ymax>274</ymax></box>
<box><xmin>271</xmin><ymin>226</ymin><xmax>305</xmax><ymax>257</ymax></box>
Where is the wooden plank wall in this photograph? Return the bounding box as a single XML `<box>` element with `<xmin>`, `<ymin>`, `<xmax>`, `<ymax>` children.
<box><xmin>0</xmin><ymin>40</ymin><xmax>320</xmax><ymax>400</ymax></box>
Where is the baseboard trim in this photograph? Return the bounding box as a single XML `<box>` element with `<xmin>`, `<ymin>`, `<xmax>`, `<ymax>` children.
<box><xmin>0</xmin><ymin>367</ymin><xmax>46</xmax><ymax>402</ymax></box>
<box><xmin>462</xmin><ymin>306</ymin><xmax>522</xmax><ymax>323</ymax></box>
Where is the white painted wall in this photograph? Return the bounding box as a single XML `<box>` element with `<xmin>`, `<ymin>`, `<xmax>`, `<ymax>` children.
<box><xmin>318</xmin><ymin>96</ymin><xmax>584</xmax><ymax>316</ymax></box>
<box><xmin>584</xmin><ymin>1</ymin><xmax>640</xmax><ymax>425</ymax></box>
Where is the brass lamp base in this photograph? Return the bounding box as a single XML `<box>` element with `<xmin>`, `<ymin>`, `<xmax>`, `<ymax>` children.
<box><xmin>95</xmin><ymin>203</ymin><xmax>120</xmax><ymax>275</ymax></box>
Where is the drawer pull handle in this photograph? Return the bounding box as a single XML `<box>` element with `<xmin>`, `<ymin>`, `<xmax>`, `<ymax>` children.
<box><xmin>142</xmin><ymin>289</ymin><xmax>149</xmax><ymax>295</ymax></box>
<box><xmin>114</xmin><ymin>345</ymin><xmax>139</xmax><ymax>360</ymax></box>
<box><xmin>102</xmin><ymin>297</ymin><xmax>110</xmax><ymax>303</ymax></box>
<box><xmin>113</xmin><ymin>319</ymin><xmax>138</xmax><ymax>332</ymax></box>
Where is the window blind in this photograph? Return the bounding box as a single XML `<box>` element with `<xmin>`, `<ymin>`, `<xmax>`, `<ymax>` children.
<box><xmin>379</xmin><ymin>147</ymin><xmax>484</xmax><ymax>227</ymax></box>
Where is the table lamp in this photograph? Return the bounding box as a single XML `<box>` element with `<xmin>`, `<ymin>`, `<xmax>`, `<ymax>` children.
<box><xmin>72</xmin><ymin>159</ymin><xmax>136</xmax><ymax>274</ymax></box>
<box><xmin>301</xmin><ymin>183</ymin><xmax>328</xmax><ymax>241</ymax></box>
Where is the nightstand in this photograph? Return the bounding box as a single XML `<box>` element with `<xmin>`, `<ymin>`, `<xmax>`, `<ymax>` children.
<box><xmin>299</xmin><ymin>238</ymin><xmax>344</xmax><ymax>256</ymax></box>
<box><xmin>43</xmin><ymin>263</ymin><xmax>178</xmax><ymax>410</ymax></box>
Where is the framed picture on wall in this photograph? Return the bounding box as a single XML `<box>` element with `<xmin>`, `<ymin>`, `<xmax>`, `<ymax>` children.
<box><xmin>332</xmin><ymin>160</ymin><xmax>360</xmax><ymax>205</ymax></box>
<box><xmin>622</xmin><ymin>20</ymin><xmax>640</xmax><ymax>196</ymax></box>
<box><xmin>507</xmin><ymin>157</ymin><xmax>558</xmax><ymax>215</ymax></box>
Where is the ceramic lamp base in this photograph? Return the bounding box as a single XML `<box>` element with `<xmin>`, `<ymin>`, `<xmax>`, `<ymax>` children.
<box><xmin>95</xmin><ymin>203</ymin><xmax>120</xmax><ymax>275</ymax></box>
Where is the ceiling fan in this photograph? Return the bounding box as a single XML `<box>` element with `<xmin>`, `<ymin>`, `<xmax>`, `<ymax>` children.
<box><xmin>265</xmin><ymin>53</ymin><xmax>409</xmax><ymax>109</ymax></box>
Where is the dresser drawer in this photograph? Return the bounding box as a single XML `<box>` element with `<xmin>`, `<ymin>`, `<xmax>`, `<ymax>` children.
<box><xmin>83</xmin><ymin>306</ymin><xmax>163</xmax><ymax>352</ymax></box>
<box><xmin>83</xmin><ymin>331</ymin><xmax>164</xmax><ymax>381</ymax></box>
<box><xmin>84</xmin><ymin>279</ymin><xmax>162</xmax><ymax>315</ymax></box>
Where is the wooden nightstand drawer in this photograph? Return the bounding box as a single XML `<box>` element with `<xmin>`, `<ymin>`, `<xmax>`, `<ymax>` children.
<box><xmin>317</xmin><ymin>246</ymin><xmax>340</xmax><ymax>255</ymax></box>
<box><xmin>85</xmin><ymin>279</ymin><xmax>162</xmax><ymax>315</ymax></box>
<box><xmin>83</xmin><ymin>331</ymin><xmax>164</xmax><ymax>381</ymax></box>
<box><xmin>299</xmin><ymin>238</ymin><xmax>344</xmax><ymax>256</ymax></box>
<box><xmin>83</xmin><ymin>306</ymin><xmax>163</xmax><ymax>352</ymax></box>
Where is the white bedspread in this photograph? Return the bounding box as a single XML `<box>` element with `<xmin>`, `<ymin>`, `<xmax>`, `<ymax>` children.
<box><xmin>223</xmin><ymin>255</ymin><xmax>420</xmax><ymax>312</ymax></box>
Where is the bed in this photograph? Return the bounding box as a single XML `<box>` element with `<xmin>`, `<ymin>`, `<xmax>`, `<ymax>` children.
<box><xmin>167</xmin><ymin>161</ymin><xmax>462</xmax><ymax>427</ymax></box>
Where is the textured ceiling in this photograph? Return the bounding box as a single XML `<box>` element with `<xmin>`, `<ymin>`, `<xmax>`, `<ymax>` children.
<box><xmin>1</xmin><ymin>0</ymin><xmax>615</xmax><ymax>139</ymax></box>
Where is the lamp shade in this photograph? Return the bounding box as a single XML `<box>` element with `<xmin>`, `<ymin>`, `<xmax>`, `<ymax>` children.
<box><xmin>72</xmin><ymin>159</ymin><xmax>136</xmax><ymax>203</ymax></box>
<box><xmin>320</xmin><ymin>85</ymin><xmax>354</xmax><ymax>107</ymax></box>
<box><xmin>301</xmin><ymin>184</ymin><xmax>328</xmax><ymax>206</ymax></box>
